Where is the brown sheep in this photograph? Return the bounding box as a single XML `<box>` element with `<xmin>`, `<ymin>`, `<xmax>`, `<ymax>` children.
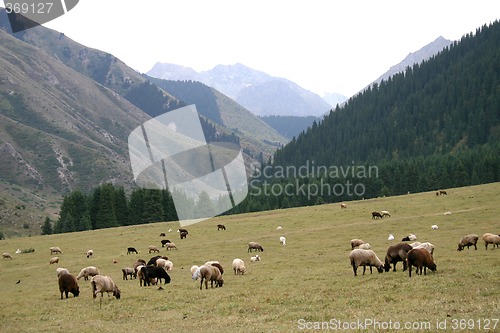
<box><xmin>457</xmin><ymin>234</ymin><xmax>479</xmax><ymax>251</ymax></box>
<box><xmin>407</xmin><ymin>248</ymin><xmax>437</xmax><ymax>277</ymax></box>
<box><xmin>247</xmin><ymin>242</ymin><xmax>264</xmax><ymax>252</ymax></box>
<box><xmin>384</xmin><ymin>243</ymin><xmax>413</xmax><ymax>272</ymax></box>
<box><xmin>199</xmin><ymin>265</ymin><xmax>223</xmax><ymax>290</ymax></box>
<box><xmin>58</xmin><ymin>273</ymin><xmax>80</xmax><ymax>299</ymax></box>
<box><xmin>350</xmin><ymin>239</ymin><xmax>365</xmax><ymax>250</ymax></box>
<box><xmin>49</xmin><ymin>257</ymin><xmax>59</xmax><ymax>265</ymax></box>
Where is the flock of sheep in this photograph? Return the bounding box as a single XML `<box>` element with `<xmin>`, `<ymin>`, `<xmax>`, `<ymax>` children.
<box><xmin>346</xmin><ymin>202</ymin><xmax>500</xmax><ymax>278</ymax></box>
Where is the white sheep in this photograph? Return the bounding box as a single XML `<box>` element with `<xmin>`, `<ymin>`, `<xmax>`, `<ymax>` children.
<box><xmin>56</xmin><ymin>267</ymin><xmax>70</xmax><ymax>277</ymax></box>
<box><xmin>388</xmin><ymin>234</ymin><xmax>395</xmax><ymax>241</ymax></box>
<box><xmin>2</xmin><ymin>253</ymin><xmax>12</xmax><ymax>259</ymax></box>
<box><xmin>49</xmin><ymin>256</ymin><xmax>59</xmax><ymax>265</ymax></box>
<box><xmin>482</xmin><ymin>233</ymin><xmax>500</xmax><ymax>250</ymax></box>
<box><xmin>431</xmin><ymin>225</ymin><xmax>439</xmax><ymax>230</ymax></box>
<box><xmin>279</xmin><ymin>236</ymin><xmax>286</xmax><ymax>246</ymax></box>
<box><xmin>413</xmin><ymin>242</ymin><xmax>435</xmax><ymax>255</ymax></box>
<box><xmin>232</xmin><ymin>258</ymin><xmax>246</xmax><ymax>275</ymax></box>
<box><xmin>156</xmin><ymin>258</ymin><xmax>173</xmax><ymax>271</ymax></box>
<box><xmin>165</xmin><ymin>242</ymin><xmax>177</xmax><ymax>250</ymax></box>
<box><xmin>348</xmin><ymin>249</ymin><xmax>384</xmax><ymax>276</ymax></box>
<box><xmin>86</xmin><ymin>250</ymin><xmax>94</xmax><ymax>258</ymax></box>
<box><xmin>204</xmin><ymin>260</ymin><xmax>220</xmax><ymax>266</ymax></box>
<box><xmin>250</xmin><ymin>254</ymin><xmax>260</xmax><ymax>262</ymax></box>
<box><xmin>15</xmin><ymin>249</ymin><xmax>21</xmax><ymax>254</ymax></box>
<box><xmin>444</xmin><ymin>211</ymin><xmax>452</xmax><ymax>216</ymax></box>
<box><xmin>358</xmin><ymin>243</ymin><xmax>371</xmax><ymax>250</ymax></box>
<box><xmin>408</xmin><ymin>234</ymin><xmax>417</xmax><ymax>241</ymax></box>
<box><xmin>380</xmin><ymin>210</ymin><xmax>391</xmax><ymax>217</ymax></box>
<box><xmin>409</xmin><ymin>241</ymin><xmax>421</xmax><ymax>248</ymax></box>
<box><xmin>192</xmin><ymin>266</ymin><xmax>202</xmax><ymax>280</ymax></box>
<box><xmin>76</xmin><ymin>266</ymin><xmax>100</xmax><ymax>280</ymax></box>
<box><xmin>50</xmin><ymin>247</ymin><xmax>63</xmax><ymax>254</ymax></box>
<box><xmin>276</xmin><ymin>226</ymin><xmax>282</xmax><ymax>230</ymax></box>
<box><xmin>91</xmin><ymin>275</ymin><xmax>121</xmax><ymax>300</ymax></box>
<box><xmin>190</xmin><ymin>265</ymin><xmax>199</xmax><ymax>276</ymax></box>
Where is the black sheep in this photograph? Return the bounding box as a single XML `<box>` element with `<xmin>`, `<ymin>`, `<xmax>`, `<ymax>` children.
<box><xmin>141</xmin><ymin>266</ymin><xmax>171</xmax><ymax>286</ymax></box>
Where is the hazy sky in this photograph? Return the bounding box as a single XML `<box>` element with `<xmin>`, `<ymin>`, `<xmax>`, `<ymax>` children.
<box><xmin>2</xmin><ymin>1</ymin><xmax>500</xmax><ymax>97</ymax></box>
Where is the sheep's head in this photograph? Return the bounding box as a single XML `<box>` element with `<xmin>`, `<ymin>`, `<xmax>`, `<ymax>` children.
<box><xmin>113</xmin><ymin>287</ymin><xmax>121</xmax><ymax>299</ymax></box>
<box><xmin>428</xmin><ymin>263</ymin><xmax>437</xmax><ymax>272</ymax></box>
<box><xmin>376</xmin><ymin>265</ymin><xmax>384</xmax><ymax>273</ymax></box>
<box><xmin>73</xmin><ymin>287</ymin><xmax>80</xmax><ymax>297</ymax></box>
<box><xmin>457</xmin><ymin>244</ymin><xmax>463</xmax><ymax>251</ymax></box>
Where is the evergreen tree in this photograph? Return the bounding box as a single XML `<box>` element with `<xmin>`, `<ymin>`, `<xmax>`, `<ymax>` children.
<box><xmin>41</xmin><ymin>217</ymin><xmax>53</xmax><ymax>235</ymax></box>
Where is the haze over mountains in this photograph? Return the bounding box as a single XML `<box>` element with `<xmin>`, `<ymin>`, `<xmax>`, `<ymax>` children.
<box><xmin>147</xmin><ymin>63</ymin><xmax>334</xmax><ymax>117</ymax></box>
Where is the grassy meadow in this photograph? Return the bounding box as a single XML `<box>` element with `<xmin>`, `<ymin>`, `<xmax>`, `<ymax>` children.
<box><xmin>0</xmin><ymin>183</ymin><xmax>499</xmax><ymax>332</ymax></box>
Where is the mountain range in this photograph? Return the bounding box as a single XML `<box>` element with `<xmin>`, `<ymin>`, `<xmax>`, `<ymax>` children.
<box><xmin>147</xmin><ymin>62</ymin><xmax>333</xmax><ymax>117</ymax></box>
<box><xmin>0</xmin><ymin>9</ymin><xmax>286</xmax><ymax>236</ymax></box>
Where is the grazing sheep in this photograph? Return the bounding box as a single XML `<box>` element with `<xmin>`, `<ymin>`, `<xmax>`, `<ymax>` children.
<box><xmin>136</xmin><ymin>265</ymin><xmax>147</xmax><ymax>286</ymax></box>
<box><xmin>413</xmin><ymin>242</ymin><xmax>435</xmax><ymax>255</ymax></box>
<box><xmin>190</xmin><ymin>265</ymin><xmax>199</xmax><ymax>276</ymax></box>
<box><xmin>279</xmin><ymin>236</ymin><xmax>286</xmax><ymax>246</ymax></box>
<box><xmin>232</xmin><ymin>258</ymin><xmax>246</xmax><ymax>275</ymax></box>
<box><xmin>140</xmin><ymin>266</ymin><xmax>171</xmax><ymax>286</ymax></box>
<box><xmin>58</xmin><ymin>273</ymin><xmax>79</xmax><ymax>299</ymax></box>
<box><xmin>50</xmin><ymin>247</ymin><xmax>63</xmax><ymax>255</ymax></box>
<box><xmin>49</xmin><ymin>257</ymin><xmax>59</xmax><ymax>265</ymax></box>
<box><xmin>482</xmin><ymin>233</ymin><xmax>500</xmax><ymax>250</ymax></box>
<box><xmin>133</xmin><ymin>259</ymin><xmax>147</xmax><ymax>274</ymax></box>
<box><xmin>276</xmin><ymin>226</ymin><xmax>282</xmax><ymax>230</ymax></box>
<box><xmin>86</xmin><ymin>250</ymin><xmax>93</xmax><ymax>258</ymax></box>
<box><xmin>380</xmin><ymin>210</ymin><xmax>391</xmax><ymax>217</ymax></box>
<box><xmin>350</xmin><ymin>239</ymin><xmax>365</xmax><ymax>250</ymax></box>
<box><xmin>358</xmin><ymin>243</ymin><xmax>371</xmax><ymax>250</ymax></box>
<box><xmin>177</xmin><ymin>228</ymin><xmax>188</xmax><ymax>234</ymax></box>
<box><xmin>160</xmin><ymin>239</ymin><xmax>172</xmax><ymax>247</ymax></box>
<box><xmin>199</xmin><ymin>265</ymin><xmax>224</xmax><ymax>290</ymax></box>
<box><xmin>407</xmin><ymin>248</ymin><xmax>437</xmax><ymax>277</ymax></box>
<box><xmin>2</xmin><ymin>253</ymin><xmax>12</xmax><ymax>259</ymax></box>
<box><xmin>76</xmin><ymin>266</ymin><xmax>100</xmax><ymax>281</ymax></box>
<box><xmin>179</xmin><ymin>231</ymin><xmax>188</xmax><ymax>239</ymax></box>
<box><xmin>148</xmin><ymin>245</ymin><xmax>160</xmax><ymax>253</ymax></box>
<box><xmin>457</xmin><ymin>234</ymin><xmax>479</xmax><ymax>251</ymax></box>
<box><xmin>127</xmin><ymin>247</ymin><xmax>138</xmax><ymax>255</ymax></box>
<box><xmin>439</xmin><ymin>190</ymin><xmax>448</xmax><ymax>195</ymax></box>
<box><xmin>431</xmin><ymin>225</ymin><xmax>439</xmax><ymax>230</ymax></box>
<box><xmin>371</xmin><ymin>211</ymin><xmax>383</xmax><ymax>219</ymax></box>
<box><xmin>444</xmin><ymin>211</ymin><xmax>452</xmax><ymax>216</ymax></box>
<box><xmin>217</xmin><ymin>224</ymin><xmax>226</xmax><ymax>230</ymax></box>
<box><xmin>15</xmin><ymin>249</ymin><xmax>21</xmax><ymax>254</ymax></box>
<box><xmin>159</xmin><ymin>232</ymin><xmax>166</xmax><ymax>237</ymax></box>
<box><xmin>384</xmin><ymin>243</ymin><xmax>413</xmax><ymax>272</ymax></box>
<box><xmin>210</xmin><ymin>262</ymin><xmax>224</xmax><ymax>275</ymax></box>
<box><xmin>387</xmin><ymin>234</ymin><xmax>395</xmax><ymax>241</ymax></box>
<box><xmin>250</xmin><ymin>254</ymin><xmax>261</xmax><ymax>262</ymax></box>
<box><xmin>402</xmin><ymin>233</ymin><xmax>417</xmax><ymax>241</ymax></box>
<box><xmin>122</xmin><ymin>267</ymin><xmax>136</xmax><ymax>280</ymax></box>
<box><xmin>340</xmin><ymin>203</ymin><xmax>347</xmax><ymax>209</ymax></box>
<box><xmin>91</xmin><ymin>275</ymin><xmax>121</xmax><ymax>300</ymax></box>
<box><xmin>348</xmin><ymin>249</ymin><xmax>384</xmax><ymax>276</ymax></box>
<box><xmin>147</xmin><ymin>255</ymin><xmax>168</xmax><ymax>266</ymax></box>
<box><xmin>165</xmin><ymin>242</ymin><xmax>177</xmax><ymax>251</ymax></box>
<box><xmin>156</xmin><ymin>258</ymin><xmax>174</xmax><ymax>271</ymax></box>
<box><xmin>248</xmin><ymin>242</ymin><xmax>264</xmax><ymax>252</ymax></box>
<box><xmin>56</xmin><ymin>268</ymin><xmax>70</xmax><ymax>277</ymax></box>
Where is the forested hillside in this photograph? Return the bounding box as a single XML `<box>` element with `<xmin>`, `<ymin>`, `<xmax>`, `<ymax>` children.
<box><xmin>259</xmin><ymin>21</ymin><xmax>500</xmax><ymax>199</ymax></box>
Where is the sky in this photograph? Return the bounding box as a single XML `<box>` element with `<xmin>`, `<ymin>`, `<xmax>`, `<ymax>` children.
<box><xmin>2</xmin><ymin>1</ymin><xmax>500</xmax><ymax>97</ymax></box>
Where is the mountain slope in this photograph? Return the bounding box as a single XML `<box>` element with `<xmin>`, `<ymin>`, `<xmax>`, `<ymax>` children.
<box><xmin>147</xmin><ymin>63</ymin><xmax>332</xmax><ymax>117</ymax></box>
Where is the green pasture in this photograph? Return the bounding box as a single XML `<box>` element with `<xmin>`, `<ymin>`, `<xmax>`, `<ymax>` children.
<box><xmin>0</xmin><ymin>183</ymin><xmax>499</xmax><ymax>332</ymax></box>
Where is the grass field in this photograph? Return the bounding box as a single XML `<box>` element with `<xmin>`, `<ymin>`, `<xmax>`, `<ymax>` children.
<box><xmin>0</xmin><ymin>183</ymin><xmax>499</xmax><ymax>332</ymax></box>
